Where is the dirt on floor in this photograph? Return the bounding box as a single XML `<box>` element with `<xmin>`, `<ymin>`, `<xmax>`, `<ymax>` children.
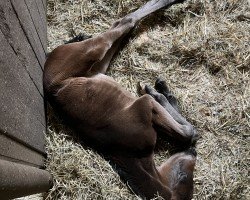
<box><xmin>45</xmin><ymin>0</ymin><xmax>249</xmax><ymax>199</ymax></box>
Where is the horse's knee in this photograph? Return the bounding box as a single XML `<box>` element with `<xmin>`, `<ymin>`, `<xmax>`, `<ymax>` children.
<box><xmin>120</xmin><ymin>16</ymin><xmax>135</xmax><ymax>27</ymax></box>
<box><xmin>181</xmin><ymin>125</ymin><xmax>199</xmax><ymax>144</ymax></box>
<box><xmin>85</xmin><ymin>37</ymin><xmax>111</xmax><ymax>62</ymax></box>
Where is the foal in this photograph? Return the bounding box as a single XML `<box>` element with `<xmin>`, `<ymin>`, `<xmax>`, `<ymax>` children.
<box><xmin>44</xmin><ymin>0</ymin><xmax>198</xmax><ymax>199</ymax></box>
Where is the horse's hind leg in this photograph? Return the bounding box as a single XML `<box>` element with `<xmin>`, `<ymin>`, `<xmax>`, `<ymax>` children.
<box><xmin>45</xmin><ymin>1</ymin><xmax>187</xmax><ymax>83</ymax></box>
<box><xmin>90</xmin><ymin>0</ymin><xmax>187</xmax><ymax>74</ymax></box>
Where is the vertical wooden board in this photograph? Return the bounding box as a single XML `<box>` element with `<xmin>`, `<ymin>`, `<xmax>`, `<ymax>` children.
<box><xmin>24</xmin><ymin>0</ymin><xmax>47</xmax><ymax>51</ymax></box>
<box><xmin>10</xmin><ymin>0</ymin><xmax>46</xmax><ymax>68</ymax></box>
<box><xmin>0</xmin><ymin>33</ymin><xmax>46</xmax><ymax>119</ymax></box>
<box><xmin>35</xmin><ymin>0</ymin><xmax>47</xmax><ymax>37</ymax></box>
<box><xmin>0</xmin><ymin>31</ymin><xmax>46</xmax><ymax>153</ymax></box>
<box><xmin>36</xmin><ymin>0</ymin><xmax>47</xmax><ymax>25</ymax></box>
<box><xmin>0</xmin><ymin>0</ymin><xmax>50</xmax><ymax>197</ymax></box>
<box><xmin>42</xmin><ymin>0</ymin><xmax>46</xmax><ymax>11</ymax></box>
<box><xmin>0</xmin><ymin>0</ymin><xmax>44</xmax><ymax>94</ymax></box>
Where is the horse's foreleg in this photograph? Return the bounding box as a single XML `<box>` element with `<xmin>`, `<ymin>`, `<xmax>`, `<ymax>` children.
<box><xmin>144</xmin><ymin>91</ymin><xmax>197</xmax><ymax>143</ymax></box>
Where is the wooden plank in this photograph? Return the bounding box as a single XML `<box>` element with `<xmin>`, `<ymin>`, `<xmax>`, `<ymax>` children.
<box><xmin>10</xmin><ymin>0</ymin><xmax>46</xmax><ymax>68</ymax></box>
<box><xmin>0</xmin><ymin>134</ymin><xmax>45</xmax><ymax>167</ymax></box>
<box><xmin>35</xmin><ymin>0</ymin><xmax>47</xmax><ymax>37</ymax></box>
<box><xmin>0</xmin><ymin>0</ymin><xmax>44</xmax><ymax>94</ymax></box>
<box><xmin>36</xmin><ymin>0</ymin><xmax>47</xmax><ymax>26</ymax></box>
<box><xmin>24</xmin><ymin>0</ymin><xmax>47</xmax><ymax>51</ymax></box>
<box><xmin>42</xmin><ymin>0</ymin><xmax>46</xmax><ymax>11</ymax></box>
<box><xmin>0</xmin><ymin>29</ymin><xmax>45</xmax><ymax>121</ymax></box>
<box><xmin>0</xmin><ymin>30</ymin><xmax>46</xmax><ymax>153</ymax></box>
<box><xmin>39</xmin><ymin>1</ymin><xmax>46</xmax><ymax>30</ymax></box>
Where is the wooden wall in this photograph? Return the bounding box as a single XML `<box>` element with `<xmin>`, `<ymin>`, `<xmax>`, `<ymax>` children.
<box><xmin>0</xmin><ymin>0</ymin><xmax>51</xmax><ymax>199</ymax></box>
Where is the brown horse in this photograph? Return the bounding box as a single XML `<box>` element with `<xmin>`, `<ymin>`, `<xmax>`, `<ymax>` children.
<box><xmin>43</xmin><ymin>0</ymin><xmax>198</xmax><ymax>199</ymax></box>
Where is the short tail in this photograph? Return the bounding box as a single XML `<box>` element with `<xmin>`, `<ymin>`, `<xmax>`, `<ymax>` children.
<box><xmin>64</xmin><ymin>32</ymin><xmax>92</xmax><ymax>44</ymax></box>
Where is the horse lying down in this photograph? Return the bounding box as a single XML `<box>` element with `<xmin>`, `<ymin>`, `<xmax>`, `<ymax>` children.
<box><xmin>43</xmin><ymin>0</ymin><xmax>199</xmax><ymax>199</ymax></box>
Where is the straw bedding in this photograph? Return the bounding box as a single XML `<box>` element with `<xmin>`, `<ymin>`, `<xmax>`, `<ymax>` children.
<box><xmin>45</xmin><ymin>0</ymin><xmax>250</xmax><ymax>199</ymax></box>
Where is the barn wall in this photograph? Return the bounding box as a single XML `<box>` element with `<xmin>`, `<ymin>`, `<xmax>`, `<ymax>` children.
<box><xmin>0</xmin><ymin>0</ymin><xmax>51</xmax><ymax>199</ymax></box>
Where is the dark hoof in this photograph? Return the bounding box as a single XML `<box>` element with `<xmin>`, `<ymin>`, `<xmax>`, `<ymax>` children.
<box><xmin>155</xmin><ymin>77</ymin><xmax>170</xmax><ymax>94</ymax></box>
<box><xmin>145</xmin><ymin>85</ymin><xmax>153</xmax><ymax>94</ymax></box>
